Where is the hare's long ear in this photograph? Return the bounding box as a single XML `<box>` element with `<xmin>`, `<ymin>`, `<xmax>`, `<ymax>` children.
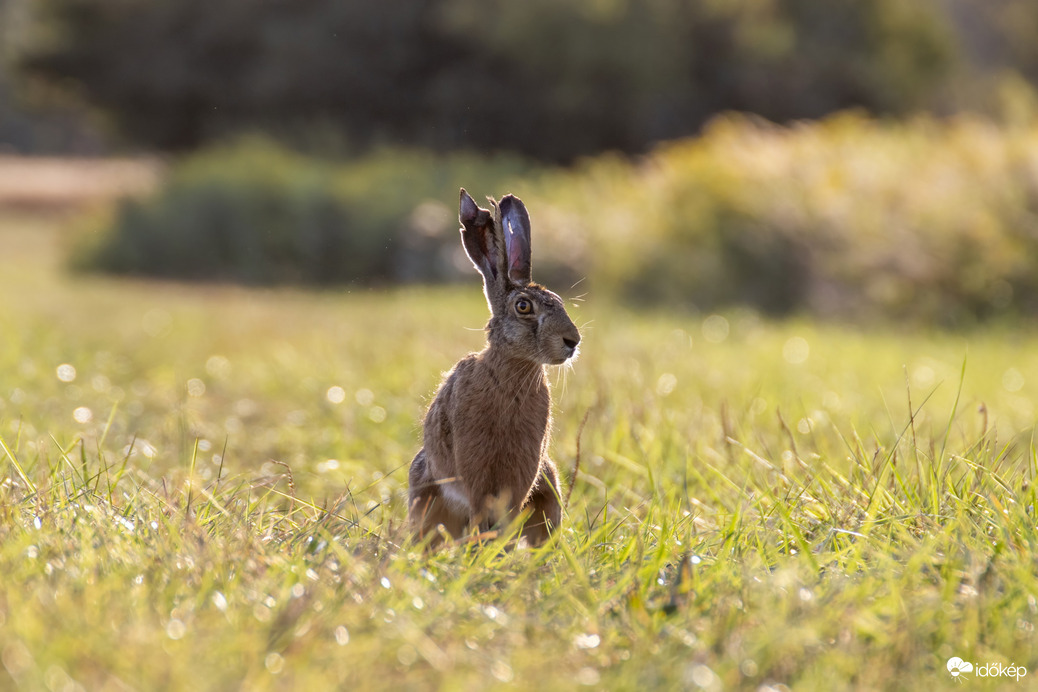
<box><xmin>497</xmin><ymin>194</ymin><xmax>532</xmax><ymax>284</ymax></box>
<box><xmin>459</xmin><ymin>189</ymin><xmax>507</xmax><ymax>307</ymax></box>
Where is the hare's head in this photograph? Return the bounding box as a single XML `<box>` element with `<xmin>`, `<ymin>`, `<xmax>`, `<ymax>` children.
<box><xmin>459</xmin><ymin>189</ymin><xmax>580</xmax><ymax>365</ymax></box>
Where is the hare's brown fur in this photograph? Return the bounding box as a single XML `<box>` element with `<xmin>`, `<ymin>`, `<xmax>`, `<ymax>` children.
<box><xmin>408</xmin><ymin>190</ymin><xmax>579</xmax><ymax>547</ymax></box>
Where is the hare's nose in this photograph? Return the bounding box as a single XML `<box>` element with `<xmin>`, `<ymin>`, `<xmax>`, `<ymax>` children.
<box><xmin>563</xmin><ymin>336</ymin><xmax>579</xmax><ymax>350</ymax></box>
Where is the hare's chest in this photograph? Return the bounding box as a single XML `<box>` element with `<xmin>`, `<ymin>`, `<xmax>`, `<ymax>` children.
<box><xmin>454</xmin><ymin>392</ymin><xmax>549</xmax><ymax>459</ymax></box>
<box><xmin>489</xmin><ymin>388</ymin><xmax>550</xmax><ymax>437</ymax></box>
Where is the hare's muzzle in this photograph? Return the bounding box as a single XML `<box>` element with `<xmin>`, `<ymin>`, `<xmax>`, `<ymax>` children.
<box><xmin>559</xmin><ymin>331</ymin><xmax>581</xmax><ymax>362</ymax></box>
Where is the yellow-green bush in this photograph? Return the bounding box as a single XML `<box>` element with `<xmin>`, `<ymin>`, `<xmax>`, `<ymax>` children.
<box><xmin>531</xmin><ymin>111</ymin><xmax>1038</xmax><ymax>323</ymax></box>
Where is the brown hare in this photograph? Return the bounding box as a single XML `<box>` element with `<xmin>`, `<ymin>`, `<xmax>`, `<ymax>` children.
<box><xmin>408</xmin><ymin>189</ymin><xmax>580</xmax><ymax>547</ymax></box>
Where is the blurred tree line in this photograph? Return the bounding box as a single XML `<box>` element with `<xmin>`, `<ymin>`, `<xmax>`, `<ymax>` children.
<box><xmin>0</xmin><ymin>0</ymin><xmax>103</xmax><ymax>151</ymax></box>
<box><xmin>3</xmin><ymin>0</ymin><xmax>1037</xmax><ymax>160</ymax></box>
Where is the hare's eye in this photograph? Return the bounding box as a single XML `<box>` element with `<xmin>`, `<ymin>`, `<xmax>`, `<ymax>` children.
<box><xmin>515</xmin><ymin>298</ymin><xmax>533</xmax><ymax>315</ymax></box>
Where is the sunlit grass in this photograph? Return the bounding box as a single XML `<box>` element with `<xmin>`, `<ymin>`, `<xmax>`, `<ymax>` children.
<box><xmin>2</xmin><ymin>215</ymin><xmax>1038</xmax><ymax>690</ymax></box>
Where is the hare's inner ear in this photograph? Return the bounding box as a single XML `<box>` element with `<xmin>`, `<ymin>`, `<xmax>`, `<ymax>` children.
<box><xmin>498</xmin><ymin>195</ymin><xmax>532</xmax><ymax>284</ymax></box>
<box><xmin>459</xmin><ymin>188</ymin><xmax>500</xmax><ymax>284</ymax></box>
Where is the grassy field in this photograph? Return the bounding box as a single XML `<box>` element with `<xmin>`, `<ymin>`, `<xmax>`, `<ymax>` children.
<box><xmin>2</xmin><ymin>212</ymin><xmax>1038</xmax><ymax>691</ymax></box>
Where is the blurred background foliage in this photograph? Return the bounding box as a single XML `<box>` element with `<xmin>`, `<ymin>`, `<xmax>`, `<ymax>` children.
<box><xmin>1</xmin><ymin>0</ymin><xmax>974</xmax><ymax>159</ymax></box>
<box><xmin>71</xmin><ymin>111</ymin><xmax>1038</xmax><ymax>326</ymax></box>
<box><xmin>4</xmin><ymin>0</ymin><xmax>1038</xmax><ymax>322</ymax></box>
<box><xmin>72</xmin><ymin>140</ymin><xmax>534</xmax><ymax>286</ymax></box>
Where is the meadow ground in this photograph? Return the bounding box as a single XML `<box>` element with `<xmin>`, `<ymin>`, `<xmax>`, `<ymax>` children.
<box><xmin>1</xmin><ymin>211</ymin><xmax>1038</xmax><ymax>691</ymax></box>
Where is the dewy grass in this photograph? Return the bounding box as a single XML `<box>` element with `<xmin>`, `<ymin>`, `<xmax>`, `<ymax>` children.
<box><xmin>2</xmin><ymin>215</ymin><xmax>1038</xmax><ymax>690</ymax></box>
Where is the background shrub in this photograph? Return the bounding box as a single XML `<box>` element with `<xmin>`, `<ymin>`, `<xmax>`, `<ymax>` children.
<box><xmin>76</xmin><ymin>139</ymin><xmax>538</xmax><ymax>286</ymax></box>
<box><xmin>77</xmin><ymin>112</ymin><xmax>1038</xmax><ymax>325</ymax></box>
<box><xmin>530</xmin><ymin>112</ymin><xmax>1038</xmax><ymax>324</ymax></box>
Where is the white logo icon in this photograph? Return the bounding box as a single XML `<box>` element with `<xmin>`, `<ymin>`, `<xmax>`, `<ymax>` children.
<box><xmin>947</xmin><ymin>656</ymin><xmax>1028</xmax><ymax>681</ymax></box>
<box><xmin>947</xmin><ymin>657</ymin><xmax>974</xmax><ymax>680</ymax></box>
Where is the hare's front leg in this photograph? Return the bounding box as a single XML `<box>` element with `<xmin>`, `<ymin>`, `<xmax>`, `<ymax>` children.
<box><xmin>408</xmin><ymin>449</ymin><xmax>467</xmax><ymax>545</ymax></box>
<box><xmin>520</xmin><ymin>458</ymin><xmax>563</xmax><ymax>546</ymax></box>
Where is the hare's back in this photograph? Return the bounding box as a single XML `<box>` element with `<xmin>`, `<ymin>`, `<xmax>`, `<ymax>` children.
<box><xmin>421</xmin><ymin>354</ymin><xmax>480</xmax><ymax>472</ymax></box>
